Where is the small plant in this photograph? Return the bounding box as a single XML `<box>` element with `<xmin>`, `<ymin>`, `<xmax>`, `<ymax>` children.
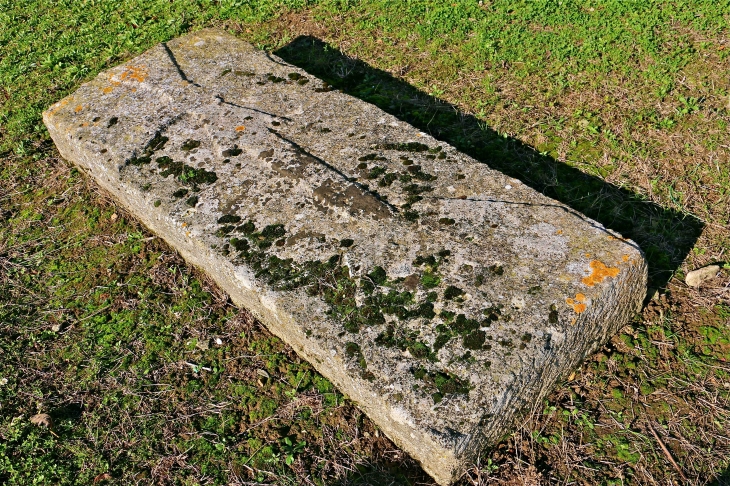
<box><xmin>677</xmin><ymin>96</ymin><xmax>702</xmax><ymax>116</ymax></box>
<box><xmin>280</xmin><ymin>436</ymin><xmax>307</xmax><ymax>465</ymax></box>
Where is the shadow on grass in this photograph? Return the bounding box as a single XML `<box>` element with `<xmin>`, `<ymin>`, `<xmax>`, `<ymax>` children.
<box><xmin>716</xmin><ymin>468</ymin><xmax>730</xmax><ymax>486</ymax></box>
<box><xmin>274</xmin><ymin>36</ymin><xmax>703</xmax><ymax>294</ymax></box>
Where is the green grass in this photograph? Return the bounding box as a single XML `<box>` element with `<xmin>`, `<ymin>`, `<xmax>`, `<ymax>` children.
<box><xmin>1</xmin><ymin>0</ymin><xmax>729</xmax><ymax>484</ymax></box>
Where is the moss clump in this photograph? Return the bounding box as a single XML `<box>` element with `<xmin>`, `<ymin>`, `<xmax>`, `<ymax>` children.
<box><xmin>229</xmin><ymin>238</ymin><xmax>250</xmax><ymax>252</ymax></box>
<box><xmin>218</xmin><ymin>214</ymin><xmax>242</xmax><ymax>224</ymax></box>
<box><xmin>261</xmin><ymin>224</ymin><xmax>285</xmax><ymax>239</ymax></box>
<box><xmin>443</xmin><ymin>285</ymin><xmax>464</xmax><ymax>301</ymax></box>
<box><xmin>433</xmin><ymin>312</ymin><xmax>492</xmax><ymax>353</ymax></box>
<box><xmin>126</xmin><ymin>131</ymin><xmax>169</xmax><ymax>166</ymax></box>
<box><xmin>406</xmin><ymin>165</ymin><xmax>437</xmax><ymax>181</ymax></box>
<box><xmin>376</xmin><ymin>325</ymin><xmax>434</xmax><ymax>361</ymax></box>
<box><xmin>157</xmin><ymin>157</ymin><xmax>217</xmax><ymax>186</ymax></box>
<box><xmin>412</xmin><ymin>367</ymin><xmax>470</xmax><ymax>403</ymax></box>
<box><xmin>379</xmin><ymin>142</ymin><xmax>430</xmax><ymax>152</ymax></box>
<box><xmin>267</xmin><ymin>74</ymin><xmax>286</xmax><ymax>83</ymax></box>
<box><xmin>172</xmin><ymin>188</ymin><xmax>188</xmax><ymax>198</ymax></box>
<box><xmin>358</xmin><ymin>154</ymin><xmax>385</xmax><ymax>162</ymax></box>
<box><xmin>453</xmin><ymin>314</ymin><xmax>479</xmax><ymax>333</ymax></box>
<box><xmin>339</xmin><ymin>238</ymin><xmax>354</xmax><ymax>248</ymax></box>
<box><xmin>180</xmin><ymin>139</ymin><xmax>200</xmax><ymax>151</ymax></box>
<box><xmin>463</xmin><ymin>330</ymin><xmax>486</xmax><ymax>350</ymax></box>
<box><xmin>403</xmin><ymin>210</ymin><xmax>419</xmax><ymax>222</ymax></box>
<box><xmin>185</xmin><ymin>196</ymin><xmax>198</xmax><ymax>207</ymax></box>
<box><xmin>420</xmin><ymin>273</ymin><xmax>441</xmax><ymax>289</ymax></box>
<box><xmin>378</xmin><ymin>173</ymin><xmax>397</xmax><ymax>187</ymax></box>
<box><xmin>128</xmin><ymin>155</ymin><xmax>151</xmax><ymax>166</ymax></box>
<box><xmin>365</xmin><ymin>166</ymin><xmax>387</xmax><ymax>179</ymax></box>
<box><xmin>238</xmin><ymin>221</ymin><xmax>256</xmax><ymax>234</ymax></box>
<box><xmin>488</xmin><ymin>264</ymin><xmax>504</xmax><ymax>276</ymax></box>
<box><xmin>439</xmin><ymin>217</ymin><xmax>455</xmax><ymax>225</ymax></box>
<box><xmin>483</xmin><ymin>306</ymin><xmax>501</xmax><ymax>323</ymax></box>
<box><xmin>345</xmin><ymin>341</ymin><xmax>361</xmax><ymax>359</ymax></box>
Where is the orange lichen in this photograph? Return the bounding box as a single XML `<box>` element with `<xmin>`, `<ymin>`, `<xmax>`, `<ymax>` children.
<box><xmin>119</xmin><ymin>65</ymin><xmax>148</xmax><ymax>82</ymax></box>
<box><xmin>584</xmin><ymin>253</ymin><xmax>591</xmax><ymax>258</ymax></box>
<box><xmin>582</xmin><ymin>260</ymin><xmax>619</xmax><ymax>287</ymax></box>
<box><xmin>555</xmin><ymin>229</ymin><xmax>563</xmax><ymax>235</ymax></box>
<box><xmin>566</xmin><ymin>295</ymin><xmax>587</xmax><ymax>313</ymax></box>
<box><xmin>102</xmin><ymin>86</ymin><xmax>114</xmax><ymax>94</ymax></box>
<box><xmin>235</xmin><ymin>125</ymin><xmax>246</xmax><ymax>132</ymax></box>
<box><xmin>47</xmin><ymin>98</ymin><xmax>70</xmax><ymax>116</ymax></box>
<box><xmin>74</xmin><ymin>105</ymin><xmax>83</xmax><ymax>113</ymax></box>
<box><xmin>622</xmin><ymin>255</ymin><xmax>629</xmax><ymax>262</ymax></box>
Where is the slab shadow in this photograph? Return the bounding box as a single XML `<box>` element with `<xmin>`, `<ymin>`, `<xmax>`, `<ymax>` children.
<box><xmin>274</xmin><ymin>36</ymin><xmax>703</xmax><ymax>295</ymax></box>
<box><xmin>713</xmin><ymin>468</ymin><xmax>730</xmax><ymax>486</ymax></box>
<box><xmin>274</xmin><ymin>35</ymin><xmax>707</xmax><ymax>485</ymax></box>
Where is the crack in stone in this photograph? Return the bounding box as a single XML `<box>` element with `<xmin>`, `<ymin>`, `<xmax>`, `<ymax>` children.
<box><xmin>266</xmin><ymin>128</ymin><xmax>400</xmax><ymax>216</ymax></box>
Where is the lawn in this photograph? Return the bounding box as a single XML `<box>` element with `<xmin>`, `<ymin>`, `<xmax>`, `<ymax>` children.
<box><xmin>1</xmin><ymin>1</ymin><xmax>729</xmax><ymax>484</ymax></box>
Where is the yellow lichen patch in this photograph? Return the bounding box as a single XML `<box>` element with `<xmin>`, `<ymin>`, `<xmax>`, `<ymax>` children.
<box><xmin>102</xmin><ymin>86</ymin><xmax>114</xmax><ymax>94</ymax></box>
<box><xmin>566</xmin><ymin>295</ymin><xmax>587</xmax><ymax>314</ymax></box>
<box><xmin>120</xmin><ymin>65</ymin><xmax>148</xmax><ymax>83</ymax></box>
<box><xmin>582</xmin><ymin>260</ymin><xmax>619</xmax><ymax>287</ymax></box>
<box><xmin>622</xmin><ymin>254</ymin><xmax>629</xmax><ymax>262</ymax></box>
<box><xmin>46</xmin><ymin>97</ymin><xmax>70</xmax><ymax>116</ymax></box>
<box><xmin>235</xmin><ymin>125</ymin><xmax>246</xmax><ymax>132</ymax></box>
<box><xmin>584</xmin><ymin>253</ymin><xmax>591</xmax><ymax>258</ymax></box>
<box><xmin>74</xmin><ymin>105</ymin><xmax>83</xmax><ymax>113</ymax></box>
<box><xmin>555</xmin><ymin>229</ymin><xmax>563</xmax><ymax>235</ymax></box>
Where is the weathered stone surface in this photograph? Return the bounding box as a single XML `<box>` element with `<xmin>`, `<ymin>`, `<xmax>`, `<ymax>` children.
<box><xmin>44</xmin><ymin>29</ymin><xmax>647</xmax><ymax>485</ymax></box>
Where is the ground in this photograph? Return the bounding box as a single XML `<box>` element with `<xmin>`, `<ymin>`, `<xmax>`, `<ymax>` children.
<box><xmin>1</xmin><ymin>1</ymin><xmax>729</xmax><ymax>484</ymax></box>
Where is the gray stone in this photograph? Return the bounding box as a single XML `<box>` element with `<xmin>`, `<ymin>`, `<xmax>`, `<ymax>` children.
<box><xmin>43</xmin><ymin>29</ymin><xmax>647</xmax><ymax>485</ymax></box>
<box><xmin>685</xmin><ymin>265</ymin><xmax>720</xmax><ymax>287</ymax></box>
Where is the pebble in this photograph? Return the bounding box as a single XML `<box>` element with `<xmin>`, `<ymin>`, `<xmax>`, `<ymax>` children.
<box><xmin>685</xmin><ymin>264</ymin><xmax>720</xmax><ymax>287</ymax></box>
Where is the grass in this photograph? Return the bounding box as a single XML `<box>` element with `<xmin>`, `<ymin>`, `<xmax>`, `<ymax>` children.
<box><xmin>1</xmin><ymin>0</ymin><xmax>729</xmax><ymax>484</ymax></box>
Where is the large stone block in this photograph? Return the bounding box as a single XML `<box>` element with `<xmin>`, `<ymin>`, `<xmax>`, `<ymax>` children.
<box><xmin>44</xmin><ymin>29</ymin><xmax>646</xmax><ymax>485</ymax></box>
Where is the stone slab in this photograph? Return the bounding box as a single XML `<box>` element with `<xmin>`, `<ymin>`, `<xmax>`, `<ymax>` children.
<box><xmin>43</xmin><ymin>29</ymin><xmax>647</xmax><ymax>485</ymax></box>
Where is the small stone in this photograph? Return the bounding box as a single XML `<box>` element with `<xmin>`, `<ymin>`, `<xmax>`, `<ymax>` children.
<box><xmin>685</xmin><ymin>265</ymin><xmax>720</xmax><ymax>287</ymax></box>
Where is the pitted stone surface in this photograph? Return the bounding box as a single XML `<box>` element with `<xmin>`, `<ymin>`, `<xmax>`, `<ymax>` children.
<box><xmin>44</xmin><ymin>29</ymin><xmax>647</xmax><ymax>485</ymax></box>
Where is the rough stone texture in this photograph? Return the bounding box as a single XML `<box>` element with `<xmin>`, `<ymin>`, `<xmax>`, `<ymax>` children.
<box><xmin>44</xmin><ymin>29</ymin><xmax>647</xmax><ymax>485</ymax></box>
